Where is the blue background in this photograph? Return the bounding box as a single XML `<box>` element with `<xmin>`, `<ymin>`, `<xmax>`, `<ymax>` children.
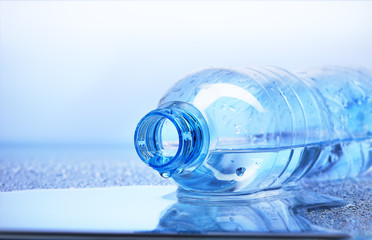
<box><xmin>1</xmin><ymin>1</ymin><xmax>372</xmax><ymax>147</ymax></box>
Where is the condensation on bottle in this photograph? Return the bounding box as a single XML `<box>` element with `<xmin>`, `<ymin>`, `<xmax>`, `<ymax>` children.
<box><xmin>134</xmin><ymin>66</ymin><xmax>372</xmax><ymax>194</ymax></box>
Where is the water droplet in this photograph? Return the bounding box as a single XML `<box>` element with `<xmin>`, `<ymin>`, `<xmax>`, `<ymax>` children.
<box><xmin>236</xmin><ymin>167</ymin><xmax>246</xmax><ymax>177</ymax></box>
<box><xmin>342</xmin><ymin>100</ymin><xmax>348</xmax><ymax>107</ymax></box>
<box><xmin>160</xmin><ymin>172</ymin><xmax>171</xmax><ymax>178</ymax></box>
<box><xmin>235</xmin><ymin>225</ymin><xmax>243</xmax><ymax>231</ymax></box>
<box><xmin>234</xmin><ymin>124</ymin><xmax>243</xmax><ymax>134</ymax></box>
<box><xmin>228</xmin><ymin>105</ymin><xmax>237</xmax><ymax>112</ymax></box>
<box><xmin>229</xmin><ymin>217</ymin><xmax>235</xmax><ymax>222</ymax></box>
<box><xmin>172</xmin><ymin>87</ymin><xmax>181</xmax><ymax>92</ymax></box>
<box><xmin>230</xmin><ymin>159</ymin><xmax>235</xmax><ymax>163</ymax></box>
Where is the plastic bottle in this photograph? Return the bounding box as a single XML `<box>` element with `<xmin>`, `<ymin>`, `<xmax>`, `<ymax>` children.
<box><xmin>134</xmin><ymin>66</ymin><xmax>372</xmax><ymax>194</ymax></box>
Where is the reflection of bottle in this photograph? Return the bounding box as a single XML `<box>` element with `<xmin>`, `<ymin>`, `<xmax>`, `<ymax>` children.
<box><xmin>134</xmin><ymin>66</ymin><xmax>372</xmax><ymax>194</ymax></box>
<box><xmin>156</xmin><ymin>189</ymin><xmax>345</xmax><ymax>233</ymax></box>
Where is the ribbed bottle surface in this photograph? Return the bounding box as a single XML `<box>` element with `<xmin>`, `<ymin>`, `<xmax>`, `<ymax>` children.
<box><xmin>135</xmin><ymin>66</ymin><xmax>372</xmax><ymax>194</ymax></box>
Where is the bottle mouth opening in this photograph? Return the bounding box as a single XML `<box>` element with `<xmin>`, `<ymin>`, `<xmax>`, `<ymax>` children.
<box><xmin>134</xmin><ymin>111</ymin><xmax>182</xmax><ymax>169</ymax></box>
<box><xmin>134</xmin><ymin>102</ymin><xmax>210</xmax><ymax>176</ymax></box>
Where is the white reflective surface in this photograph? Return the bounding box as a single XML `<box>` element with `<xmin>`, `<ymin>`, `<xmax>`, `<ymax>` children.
<box><xmin>0</xmin><ymin>184</ymin><xmax>348</xmax><ymax>235</ymax></box>
<box><xmin>0</xmin><ymin>186</ymin><xmax>176</xmax><ymax>233</ymax></box>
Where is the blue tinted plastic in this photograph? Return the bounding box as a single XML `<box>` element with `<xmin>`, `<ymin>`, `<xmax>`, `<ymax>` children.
<box><xmin>134</xmin><ymin>66</ymin><xmax>372</xmax><ymax>194</ymax></box>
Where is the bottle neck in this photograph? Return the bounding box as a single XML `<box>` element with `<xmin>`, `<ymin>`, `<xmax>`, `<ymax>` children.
<box><xmin>134</xmin><ymin>102</ymin><xmax>210</xmax><ymax>177</ymax></box>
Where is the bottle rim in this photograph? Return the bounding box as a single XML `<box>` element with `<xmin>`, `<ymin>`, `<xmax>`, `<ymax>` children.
<box><xmin>134</xmin><ymin>102</ymin><xmax>210</xmax><ymax>176</ymax></box>
<box><xmin>134</xmin><ymin>109</ymin><xmax>183</xmax><ymax>170</ymax></box>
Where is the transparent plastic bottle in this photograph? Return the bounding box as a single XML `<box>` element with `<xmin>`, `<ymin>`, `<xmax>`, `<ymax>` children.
<box><xmin>134</xmin><ymin>66</ymin><xmax>372</xmax><ymax>194</ymax></box>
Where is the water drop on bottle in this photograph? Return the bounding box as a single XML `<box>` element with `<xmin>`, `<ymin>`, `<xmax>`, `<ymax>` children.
<box><xmin>236</xmin><ymin>167</ymin><xmax>246</xmax><ymax>177</ymax></box>
<box><xmin>160</xmin><ymin>172</ymin><xmax>171</xmax><ymax>178</ymax></box>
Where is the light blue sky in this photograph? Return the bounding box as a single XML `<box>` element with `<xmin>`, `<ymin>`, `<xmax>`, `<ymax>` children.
<box><xmin>1</xmin><ymin>1</ymin><xmax>372</xmax><ymax>147</ymax></box>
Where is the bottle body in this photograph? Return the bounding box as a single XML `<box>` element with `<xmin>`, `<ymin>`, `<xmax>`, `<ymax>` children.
<box><xmin>134</xmin><ymin>66</ymin><xmax>372</xmax><ymax>194</ymax></box>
